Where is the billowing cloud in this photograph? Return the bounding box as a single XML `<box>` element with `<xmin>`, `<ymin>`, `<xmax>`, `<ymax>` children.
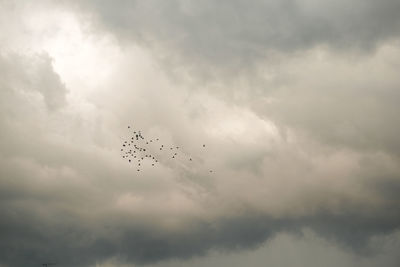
<box><xmin>0</xmin><ymin>1</ymin><xmax>400</xmax><ymax>267</ymax></box>
<box><xmin>70</xmin><ymin>0</ymin><xmax>400</xmax><ymax>72</ymax></box>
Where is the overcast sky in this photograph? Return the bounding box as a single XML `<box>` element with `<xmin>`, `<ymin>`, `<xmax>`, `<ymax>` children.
<box><xmin>1</xmin><ymin>1</ymin><xmax>400</xmax><ymax>266</ymax></box>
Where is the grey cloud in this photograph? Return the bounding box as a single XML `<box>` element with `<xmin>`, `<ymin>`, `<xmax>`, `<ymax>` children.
<box><xmin>0</xmin><ymin>52</ymin><xmax>67</xmax><ymax>112</ymax></box>
<box><xmin>1</xmin><ymin>183</ymin><xmax>400</xmax><ymax>267</ymax></box>
<box><xmin>253</xmin><ymin>47</ymin><xmax>400</xmax><ymax>156</ymax></box>
<box><xmin>1</xmin><ymin>48</ymin><xmax>400</xmax><ymax>266</ymax></box>
<box><xmin>31</xmin><ymin>54</ymin><xmax>68</xmax><ymax>111</ymax></box>
<box><xmin>71</xmin><ymin>0</ymin><xmax>400</xmax><ymax>157</ymax></box>
<box><xmin>141</xmin><ymin>230</ymin><xmax>400</xmax><ymax>267</ymax></box>
<box><xmin>73</xmin><ymin>0</ymin><xmax>400</xmax><ymax>70</ymax></box>
<box><xmin>1</xmin><ymin>1</ymin><xmax>400</xmax><ymax>267</ymax></box>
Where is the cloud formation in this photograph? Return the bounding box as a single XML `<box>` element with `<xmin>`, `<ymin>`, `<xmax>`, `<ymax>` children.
<box><xmin>74</xmin><ymin>0</ymin><xmax>400</xmax><ymax>70</ymax></box>
<box><xmin>0</xmin><ymin>1</ymin><xmax>400</xmax><ymax>267</ymax></box>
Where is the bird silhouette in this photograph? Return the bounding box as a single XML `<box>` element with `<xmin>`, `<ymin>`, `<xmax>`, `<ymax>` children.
<box><xmin>121</xmin><ymin>126</ymin><xmax>212</xmax><ymax>173</ymax></box>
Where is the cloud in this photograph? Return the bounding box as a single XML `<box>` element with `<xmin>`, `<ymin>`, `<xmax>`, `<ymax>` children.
<box><xmin>251</xmin><ymin>43</ymin><xmax>400</xmax><ymax>154</ymax></box>
<box><xmin>71</xmin><ymin>0</ymin><xmax>400</xmax><ymax>73</ymax></box>
<box><xmin>0</xmin><ymin>1</ymin><xmax>400</xmax><ymax>267</ymax></box>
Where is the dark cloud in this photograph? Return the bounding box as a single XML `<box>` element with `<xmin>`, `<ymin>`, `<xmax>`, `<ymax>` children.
<box><xmin>1</xmin><ymin>187</ymin><xmax>400</xmax><ymax>267</ymax></box>
<box><xmin>70</xmin><ymin>0</ymin><xmax>400</xmax><ymax>157</ymax></box>
<box><xmin>1</xmin><ymin>1</ymin><xmax>400</xmax><ymax>267</ymax></box>
<box><xmin>72</xmin><ymin>0</ymin><xmax>400</xmax><ymax>70</ymax></box>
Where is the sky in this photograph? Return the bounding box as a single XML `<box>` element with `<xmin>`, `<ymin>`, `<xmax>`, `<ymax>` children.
<box><xmin>1</xmin><ymin>1</ymin><xmax>400</xmax><ymax>266</ymax></box>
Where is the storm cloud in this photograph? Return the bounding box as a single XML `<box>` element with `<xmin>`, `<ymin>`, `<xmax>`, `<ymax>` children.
<box><xmin>0</xmin><ymin>1</ymin><xmax>400</xmax><ymax>267</ymax></box>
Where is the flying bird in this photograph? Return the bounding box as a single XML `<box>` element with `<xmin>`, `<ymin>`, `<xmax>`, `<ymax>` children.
<box><xmin>120</xmin><ymin>125</ymin><xmax>212</xmax><ymax>173</ymax></box>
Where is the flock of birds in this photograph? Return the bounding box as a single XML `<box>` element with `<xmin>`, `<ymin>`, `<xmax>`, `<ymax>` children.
<box><xmin>120</xmin><ymin>125</ymin><xmax>212</xmax><ymax>173</ymax></box>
